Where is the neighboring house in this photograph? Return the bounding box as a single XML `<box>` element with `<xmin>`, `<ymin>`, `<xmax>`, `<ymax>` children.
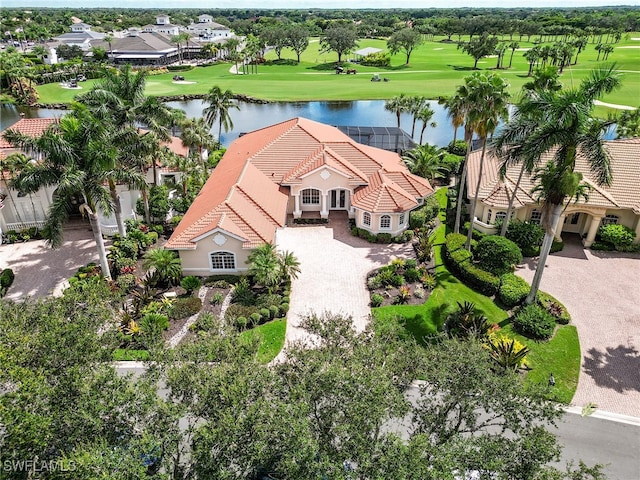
<box><xmin>187</xmin><ymin>15</ymin><xmax>233</xmax><ymax>40</ymax></box>
<box><xmin>0</xmin><ymin>118</ymin><xmax>187</xmax><ymax>237</ymax></box>
<box><xmin>466</xmin><ymin>138</ymin><xmax>640</xmax><ymax>246</ymax></box>
<box><xmin>52</xmin><ymin>23</ymin><xmax>105</xmax><ymax>51</ymax></box>
<box><xmin>166</xmin><ymin>117</ymin><xmax>433</xmax><ymax>276</ymax></box>
<box><xmin>141</xmin><ymin>14</ymin><xmax>181</xmax><ymax>37</ymax></box>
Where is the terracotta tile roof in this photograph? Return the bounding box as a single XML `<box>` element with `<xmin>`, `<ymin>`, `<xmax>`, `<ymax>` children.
<box><xmin>352</xmin><ymin>171</ymin><xmax>418</xmax><ymax>213</ymax></box>
<box><xmin>167</xmin><ymin>117</ymin><xmax>433</xmax><ymax>249</ymax></box>
<box><xmin>466</xmin><ymin>138</ymin><xmax>640</xmax><ymax>213</ymax></box>
<box><xmin>0</xmin><ymin>118</ymin><xmax>57</xmax><ymax>149</ymax></box>
<box><xmin>139</xmin><ymin>129</ymin><xmax>188</xmax><ymax>157</ymax></box>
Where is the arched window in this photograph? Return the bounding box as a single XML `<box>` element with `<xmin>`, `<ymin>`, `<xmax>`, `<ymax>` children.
<box><xmin>380</xmin><ymin>215</ymin><xmax>391</xmax><ymax>229</ymax></box>
<box><xmin>495</xmin><ymin>211</ymin><xmax>507</xmax><ymax>224</ymax></box>
<box><xmin>363</xmin><ymin>212</ymin><xmax>371</xmax><ymax>226</ymax></box>
<box><xmin>301</xmin><ymin>188</ymin><xmax>320</xmax><ymax>205</ymax></box>
<box><xmin>601</xmin><ymin>214</ymin><xmax>619</xmax><ymax>226</ymax></box>
<box><xmin>210</xmin><ymin>251</ymin><xmax>236</xmax><ymax>270</ymax></box>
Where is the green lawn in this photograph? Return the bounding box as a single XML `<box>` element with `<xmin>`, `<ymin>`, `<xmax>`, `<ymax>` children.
<box><xmin>373</xmin><ymin>186</ymin><xmax>580</xmax><ymax>402</ymax></box>
<box><xmin>36</xmin><ymin>34</ymin><xmax>640</xmax><ymax>114</ymax></box>
<box><xmin>239</xmin><ymin>318</ymin><xmax>286</xmax><ymax>364</ymax></box>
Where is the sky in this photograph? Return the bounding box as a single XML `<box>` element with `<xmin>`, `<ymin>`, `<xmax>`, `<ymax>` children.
<box><xmin>2</xmin><ymin>0</ymin><xmax>639</xmax><ymax>7</ymax></box>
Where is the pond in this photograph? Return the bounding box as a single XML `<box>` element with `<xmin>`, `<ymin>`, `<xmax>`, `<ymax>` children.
<box><xmin>1</xmin><ymin>100</ymin><xmax>462</xmax><ymax>148</ymax></box>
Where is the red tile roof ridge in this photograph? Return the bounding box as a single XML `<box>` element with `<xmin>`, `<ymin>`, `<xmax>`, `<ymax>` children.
<box><xmin>281</xmin><ymin>146</ymin><xmax>324</xmax><ymax>182</ymax></box>
<box><xmin>324</xmin><ymin>146</ymin><xmax>369</xmax><ymax>183</ymax></box>
<box><xmin>352</xmin><ymin>170</ymin><xmax>418</xmax><ymax>212</ymax></box>
<box><xmin>235</xmin><ymin>182</ymin><xmax>282</xmax><ymax>226</ymax></box>
<box><xmin>581</xmin><ymin>177</ymin><xmax>620</xmax><ymax>207</ymax></box>
<box><xmin>224</xmin><ymin>198</ymin><xmax>269</xmax><ymax>244</ymax></box>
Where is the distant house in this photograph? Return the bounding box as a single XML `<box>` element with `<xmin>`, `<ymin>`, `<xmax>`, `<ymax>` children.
<box><xmin>465</xmin><ymin>138</ymin><xmax>640</xmax><ymax>247</ymax></box>
<box><xmin>141</xmin><ymin>14</ymin><xmax>181</xmax><ymax>37</ymax></box>
<box><xmin>166</xmin><ymin>118</ymin><xmax>433</xmax><ymax>275</ymax></box>
<box><xmin>52</xmin><ymin>23</ymin><xmax>105</xmax><ymax>51</ymax></box>
<box><xmin>0</xmin><ymin>118</ymin><xmax>187</xmax><ymax>238</ymax></box>
<box><xmin>187</xmin><ymin>15</ymin><xmax>233</xmax><ymax>39</ymax></box>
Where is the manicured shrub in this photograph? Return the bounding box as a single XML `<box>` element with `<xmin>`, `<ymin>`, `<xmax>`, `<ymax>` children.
<box><xmin>259</xmin><ymin>308</ymin><xmax>271</xmax><ymax>321</ymax></box>
<box><xmin>513</xmin><ymin>304</ymin><xmax>556</xmax><ymax>340</ymax></box>
<box><xmin>180</xmin><ymin>276</ymin><xmax>202</xmax><ymax>295</ymax></box>
<box><xmin>235</xmin><ymin>316</ymin><xmax>248</xmax><ymax>330</ymax></box>
<box><xmin>269</xmin><ymin>305</ymin><xmax>280</xmax><ymax>319</ymax></box>
<box><xmin>377</xmin><ymin>233</ymin><xmax>392</xmax><ymax>244</ymax></box>
<box><xmin>590</xmin><ymin>241</ymin><xmax>615</xmax><ymax>251</ymax></box>
<box><xmin>141</xmin><ymin>313</ymin><xmax>170</xmax><ymax>333</ymax></box>
<box><xmin>367</xmin><ymin>275</ymin><xmax>382</xmax><ymax>290</ymax></box>
<box><xmin>280</xmin><ymin>302</ymin><xmax>289</xmax><ymax>316</ymax></box>
<box><xmin>506</xmin><ymin>220</ymin><xmax>544</xmax><ymax>253</ymax></box>
<box><xmin>390</xmin><ymin>274</ymin><xmax>405</xmax><ymax>287</ymax></box>
<box><xmin>225</xmin><ymin>304</ymin><xmax>259</xmax><ymax>322</ymax></box>
<box><xmin>444</xmin><ymin>234</ymin><xmax>500</xmax><ymax>296</ymax></box>
<box><xmin>0</xmin><ymin>268</ymin><xmax>15</xmax><ymax>297</ymax></box>
<box><xmin>550</xmin><ymin>239</ymin><xmax>564</xmax><ymax>253</ymax></box>
<box><xmin>370</xmin><ymin>293</ymin><xmax>384</xmax><ymax>307</ymax></box>
<box><xmin>498</xmin><ymin>273</ymin><xmax>530</xmax><ymax>308</ymax></box>
<box><xmin>249</xmin><ymin>312</ymin><xmax>262</xmax><ymax>326</ymax></box>
<box><xmin>475</xmin><ymin>235</ymin><xmax>523</xmax><ymax>275</ymax></box>
<box><xmin>599</xmin><ymin>223</ymin><xmax>636</xmax><ymax>249</ymax></box>
<box><xmin>405</xmin><ymin>259</ymin><xmax>418</xmax><ymax>269</ymax></box>
<box><xmin>168</xmin><ymin>297</ymin><xmax>202</xmax><ymax>320</ymax></box>
<box><xmin>409</xmin><ymin>209</ymin><xmax>426</xmax><ymax>229</ymax></box>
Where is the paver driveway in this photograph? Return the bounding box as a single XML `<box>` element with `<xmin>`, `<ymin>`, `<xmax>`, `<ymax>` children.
<box><xmin>517</xmin><ymin>236</ymin><xmax>640</xmax><ymax>417</ymax></box>
<box><xmin>0</xmin><ymin>227</ymin><xmax>105</xmax><ymax>300</ymax></box>
<box><xmin>274</xmin><ymin>216</ymin><xmax>413</xmax><ymax>353</ymax></box>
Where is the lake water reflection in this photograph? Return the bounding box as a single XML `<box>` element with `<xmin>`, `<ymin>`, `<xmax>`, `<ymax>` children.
<box><xmin>2</xmin><ymin>100</ymin><xmax>461</xmax><ymax>148</ymax></box>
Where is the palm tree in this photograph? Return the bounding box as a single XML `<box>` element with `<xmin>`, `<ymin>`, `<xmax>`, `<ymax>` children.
<box><xmin>515</xmin><ymin>65</ymin><xmax>621</xmax><ymax>304</ymax></box>
<box><xmin>408</xmin><ymin>96</ymin><xmax>427</xmax><ymax>138</ymax></box>
<box><xmin>77</xmin><ymin>65</ymin><xmax>175</xmax><ymax>233</ymax></box>
<box><xmin>4</xmin><ymin>105</ymin><xmax>117</xmax><ymax>280</ymax></box>
<box><xmin>171</xmin><ymin>34</ymin><xmax>185</xmax><ymax>64</ymax></box>
<box><xmin>179</xmin><ymin>117</ymin><xmax>217</xmax><ymax>167</ymax></box>
<box><xmin>402</xmin><ymin>144</ymin><xmax>445</xmax><ymax>182</ymax></box>
<box><xmin>0</xmin><ymin>153</ymin><xmax>28</xmax><ymax>228</ymax></box>
<box><xmin>464</xmin><ymin>72</ymin><xmax>511</xmax><ymax>251</ymax></box>
<box><xmin>224</xmin><ymin>37</ymin><xmax>241</xmax><ymax>74</ymax></box>
<box><xmin>143</xmin><ymin>248</ymin><xmax>182</xmax><ymax>287</ymax></box>
<box><xmin>416</xmin><ymin>105</ymin><xmax>436</xmax><ymax>145</ymax></box>
<box><xmin>3</xmin><ymin>152</ymin><xmax>39</xmax><ymax>225</ymax></box>
<box><xmin>203</xmin><ymin>85</ymin><xmax>239</xmax><ymax>144</ymax></box>
<box><xmin>201</xmin><ymin>42</ymin><xmax>219</xmax><ymax>62</ymax></box>
<box><xmin>247</xmin><ymin>243</ymin><xmax>281</xmax><ymax>290</ymax></box>
<box><xmin>384</xmin><ymin>94</ymin><xmax>409</xmax><ymax>129</ymax></box>
<box><xmin>278</xmin><ymin>250</ymin><xmax>300</xmax><ymax>281</ymax></box>
<box><xmin>507</xmin><ymin>41</ymin><xmax>519</xmax><ymax>68</ymax></box>
<box><xmin>104</xmin><ymin>34</ymin><xmax>113</xmax><ymax>60</ymax></box>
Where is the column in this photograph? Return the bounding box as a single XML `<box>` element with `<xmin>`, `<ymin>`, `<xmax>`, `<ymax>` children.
<box><xmin>584</xmin><ymin>215</ymin><xmax>603</xmax><ymax>247</ymax></box>
<box><xmin>293</xmin><ymin>194</ymin><xmax>301</xmax><ymax>219</ymax></box>
<box><xmin>634</xmin><ymin>218</ymin><xmax>640</xmax><ymax>244</ymax></box>
<box><xmin>555</xmin><ymin>214</ymin><xmax>566</xmax><ymax>241</ymax></box>
<box><xmin>320</xmin><ymin>192</ymin><xmax>328</xmax><ymax>219</ymax></box>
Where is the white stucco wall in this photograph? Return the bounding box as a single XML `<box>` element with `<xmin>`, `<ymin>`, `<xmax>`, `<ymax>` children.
<box><xmin>178</xmin><ymin>230</ymin><xmax>250</xmax><ymax>277</ymax></box>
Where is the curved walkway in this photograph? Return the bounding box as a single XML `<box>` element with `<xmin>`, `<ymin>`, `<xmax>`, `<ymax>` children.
<box><xmin>516</xmin><ymin>237</ymin><xmax>640</xmax><ymax>417</ymax></box>
<box><xmin>274</xmin><ymin>215</ymin><xmax>413</xmax><ymax>359</ymax></box>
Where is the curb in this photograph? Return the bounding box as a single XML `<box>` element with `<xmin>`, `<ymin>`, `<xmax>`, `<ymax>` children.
<box><xmin>563</xmin><ymin>406</ymin><xmax>640</xmax><ymax>426</ymax></box>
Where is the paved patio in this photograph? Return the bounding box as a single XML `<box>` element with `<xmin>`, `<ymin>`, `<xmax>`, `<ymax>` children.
<box><xmin>0</xmin><ymin>226</ymin><xmax>105</xmax><ymax>300</ymax></box>
<box><xmin>517</xmin><ymin>235</ymin><xmax>640</xmax><ymax>417</ymax></box>
<box><xmin>274</xmin><ymin>212</ymin><xmax>414</xmax><ymax>354</ymax></box>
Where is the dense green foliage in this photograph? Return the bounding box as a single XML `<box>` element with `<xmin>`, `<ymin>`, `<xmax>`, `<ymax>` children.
<box><xmin>499</xmin><ymin>273</ymin><xmax>531</xmax><ymax>308</ymax></box>
<box><xmin>598</xmin><ymin>223</ymin><xmax>636</xmax><ymax>249</ymax></box>
<box><xmin>475</xmin><ymin>235</ymin><xmax>523</xmax><ymax>275</ymax></box>
<box><xmin>444</xmin><ymin>233</ymin><xmax>501</xmax><ymax>295</ymax></box>
<box><xmin>514</xmin><ymin>303</ymin><xmax>557</xmax><ymax>340</ymax></box>
<box><xmin>0</xmin><ymin>268</ymin><xmax>15</xmax><ymax>297</ymax></box>
<box><xmin>506</xmin><ymin>220</ymin><xmax>545</xmax><ymax>256</ymax></box>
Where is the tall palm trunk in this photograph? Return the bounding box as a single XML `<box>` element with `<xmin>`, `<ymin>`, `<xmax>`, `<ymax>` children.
<box><xmin>454</xmin><ymin>132</ymin><xmax>473</xmax><ymax>234</ymax></box>
<box><xmin>108</xmin><ymin>179</ymin><xmax>126</xmax><ymax>237</ymax></box>
<box><xmin>141</xmin><ymin>187</ymin><xmax>151</xmax><ymax>224</ymax></box>
<box><xmin>499</xmin><ymin>162</ymin><xmax>527</xmax><ymax>237</ymax></box>
<box><xmin>525</xmin><ymin>203</ymin><xmax>563</xmax><ymax>304</ymax></box>
<box><xmin>465</xmin><ymin>137</ymin><xmax>488</xmax><ymax>250</ymax></box>
<box><xmin>5</xmin><ymin>187</ymin><xmax>26</xmax><ymax>228</ymax></box>
<box><xmin>84</xmin><ymin>205</ymin><xmax>112</xmax><ymax>281</ymax></box>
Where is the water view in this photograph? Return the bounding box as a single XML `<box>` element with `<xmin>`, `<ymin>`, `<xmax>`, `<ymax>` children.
<box><xmin>1</xmin><ymin>100</ymin><xmax>461</xmax><ymax>148</ymax></box>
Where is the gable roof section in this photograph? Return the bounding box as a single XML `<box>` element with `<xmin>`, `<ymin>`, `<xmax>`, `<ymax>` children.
<box><xmin>0</xmin><ymin>118</ymin><xmax>57</xmax><ymax>149</ymax></box>
<box><xmin>467</xmin><ymin>139</ymin><xmax>640</xmax><ymax>212</ymax></box>
<box><xmin>352</xmin><ymin>171</ymin><xmax>418</xmax><ymax>213</ymax></box>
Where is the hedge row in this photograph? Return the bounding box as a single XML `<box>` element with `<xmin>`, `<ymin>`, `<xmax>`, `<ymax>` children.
<box><xmin>443</xmin><ymin>233</ymin><xmax>500</xmax><ymax>296</ymax></box>
<box><xmin>498</xmin><ymin>273</ymin><xmax>530</xmax><ymax>308</ymax></box>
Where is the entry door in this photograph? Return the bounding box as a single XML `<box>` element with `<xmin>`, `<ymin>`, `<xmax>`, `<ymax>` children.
<box><xmin>330</xmin><ymin>190</ymin><xmax>346</xmax><ymax>209</ymax></box>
